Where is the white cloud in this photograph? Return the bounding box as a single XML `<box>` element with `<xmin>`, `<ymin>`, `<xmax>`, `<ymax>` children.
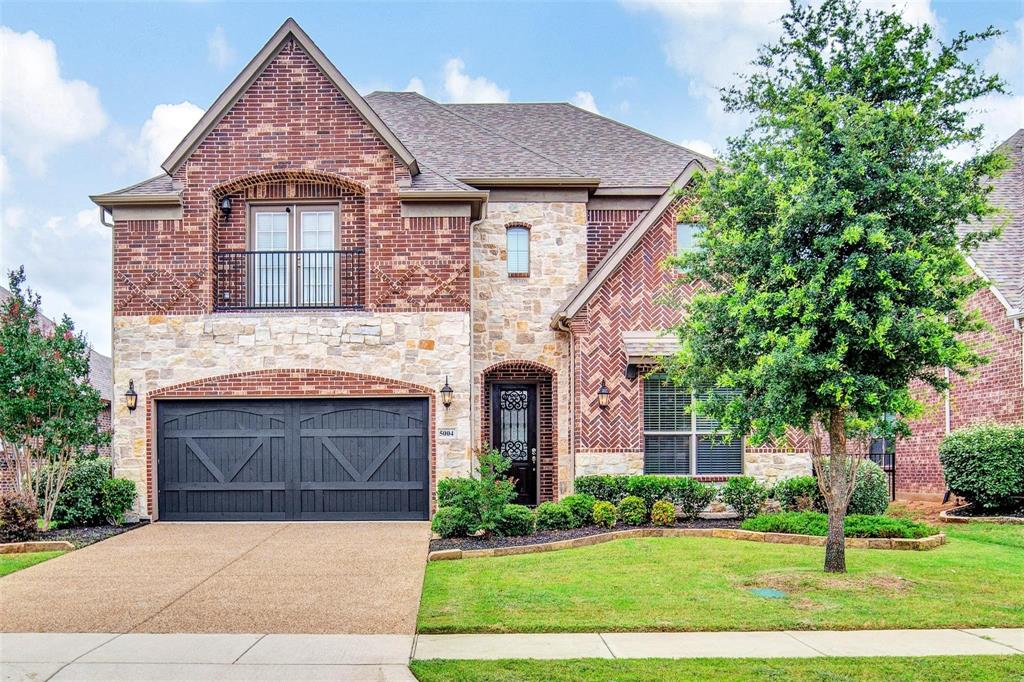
<box><xmin>442</xmin><ymin>58</ymin><xmax>509</xmax><ymax>103</ymax></box>
<box><xmin>946</xmin><ymin>94</ymin><xmax>1024</xmax><ymax>162</ymax></box>
<box><xmin>678</xmin><ymin>138</ymin><xmax>716</xmax><ymax>158</ymax></box>
<box><xmin>985</xmin><ymin>18</ymin><xmax>1023</xmax><ymax>92</ymax></box>
<box><xmin>124</xmin><ymin>101</ymin><xmax>205</xmax><ymax>173</ymax></box>
<box><xmin>571</xmin><ymin>90</ymin><xmax>601</xmax><ymax>114</ymax></box>
<box><xmin>1</xmin><ymin>205</ymin><xmax>112</xmax><ymax>354</ymax></box>
<box><xmin>623</xmin><ymin>0</ymin><xmax>942</xmax><ymax>145</ymax></box>
<box><xmin>207</xmin><ymin>26</ymin><xmax>235</xmax><ymax>70</ymax></box>
<box><xmin>0</xmin><ymin>154</ymin><xmax>9</xmax><ymax>192</ymax></box>
<box><xmin>0</xmin><ymin>26</ymin><xmax>107</xmax><ymax>174</ymax></box>
<box><xmin>404</xmin><ymin>77</ymin><xmax>426</xmax><ymax>95</ymax></box>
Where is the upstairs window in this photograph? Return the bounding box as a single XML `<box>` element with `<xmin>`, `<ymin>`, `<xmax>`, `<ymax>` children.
<box><xmin>676</xmin><ymin>222</ymin><xmax>701</xmax><ymax>254</ymax></box>
<box><xmin>506</xmin><ymin>225</ymin><xmax>530</xmax><ymax>276</ymax></box>
<box><xmin>643</xmin><ymin>373</ymin><xmax>742</xmax><ymax>475</ymax></box>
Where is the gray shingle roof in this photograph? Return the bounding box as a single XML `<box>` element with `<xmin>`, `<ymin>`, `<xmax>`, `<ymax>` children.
<box><xmin>0</xmin><ymin>288</ymin><xmax>112</xmax><ymax>402</ymax></box>
<box><xmin>959</xmin><ymin>129</ymin><xmax>1024</xmax><ymax>313</ymax></box>
<box><xmin>101</xmin><ymin>174</ymin><xmax>179</xmax><ymax>197</ymax></box>
<box><xmin>366</xmin><ymin>92</ymin><xmax>584</xmax><ymax>182</ymax></box>
<box><xmin>442</xmin><ymin>102</ymin><xmax>715</xmax><ymax>187</ymax></box>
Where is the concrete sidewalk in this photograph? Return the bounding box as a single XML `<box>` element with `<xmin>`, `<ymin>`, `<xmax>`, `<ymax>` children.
<box><xmin>1</xmin><ymin>629</ymin><xmax>1020</xmax><ymax>681</ymax></box>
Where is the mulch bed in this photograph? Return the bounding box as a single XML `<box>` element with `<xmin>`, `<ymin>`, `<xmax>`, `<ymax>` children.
<box><xmin>36</xmin><ymin>521</ymin><xmax>148</xmax><ymax>549</ymax></box>
<box><xmin>430</xmin><ymin>517</ymin><xmax>740</xmax><ymax>552</ymax></box>
<box><xmin>945</xmin><ymin>503</ymin><xmax>1023</xmax><ymax>519</ymax></box>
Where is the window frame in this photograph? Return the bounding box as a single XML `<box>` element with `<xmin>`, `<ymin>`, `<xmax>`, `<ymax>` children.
<box><xmin>642</xmin><ymin>373</ymin><xmax>744</xmax><ymax>476</ymax></box>
<box><xmin>245</xmin><ymin>202</ymin><xmax>342</xmax><ymax>307</ymax></box>
<box><xmin>676</xmin><ymin>221</ymin><xmax>701</xmax><ymax>255</ymax></box>
<box><xmin>505</xmin><ymin>224</ymin><xmax>531</xmax><ymax>277</ymax></box>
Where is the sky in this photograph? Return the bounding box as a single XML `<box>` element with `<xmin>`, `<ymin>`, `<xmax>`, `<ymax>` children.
<box><xmin>1</xmin><ymin>0</ymin><xmax>1022</xmax><ymax>356</ymax></box>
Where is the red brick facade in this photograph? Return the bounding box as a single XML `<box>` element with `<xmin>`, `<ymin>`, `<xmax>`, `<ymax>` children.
<box><xmin>113</xmin><ymin>38</ymin><xmax>469</xmax><ymax>317</ymax></box>
<box><xmin>586</xmin><ymin>209</ymin><xmax>645</xmax><ymax>274</ymax></box>
<box><xmin>479</xmin><ymin>360</ymin><xmax>558</xmax><ymax>503</ymax></box>
<box><xmin>144</xmin><ymin>369</ymin><xmax>436</xmax><ymax>519</ymax></box>
<box><xmin>575</xmin><ymin>200</ymin><xmax>689</xmax><ymax>454</ymax></box>
<box><xmin>897</xmin><ymin>288</ymin><xmax>1023</xmax><ymax>498</ymax></box>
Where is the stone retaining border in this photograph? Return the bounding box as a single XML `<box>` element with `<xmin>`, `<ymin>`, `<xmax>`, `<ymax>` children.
<box><xmin>939</xmin><ymin>505</ymin><xmax>1024</xmax><ymax>525</ymax></box>
<box><xmin>427</xmin><ymin>527</ymin><xmax>946</xmax><ymax>561</ymax></box>
<box><xmin>0</xmin><ymin>540</ymin><xmax>75</xmax><ymax>555</ymax></box>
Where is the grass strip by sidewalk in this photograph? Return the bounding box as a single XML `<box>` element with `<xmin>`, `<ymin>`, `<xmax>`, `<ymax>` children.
<box><xmin>418</xmin><ymin>523</ymin><xmax>1023</xmax><ymax>633</ymax></box>
<box><xmin>410</xmin><ymin>656</ymin><xmax>1023</xmax><ymax>682</ymax></box>
<box><xmin>0</xmin><ymin>551</ymin><xmax>64</xmax><ymax>577</ymax></box>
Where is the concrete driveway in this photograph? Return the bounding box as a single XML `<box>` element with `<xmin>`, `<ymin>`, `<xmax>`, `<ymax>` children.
<box><xmin>0</xmin><ymin>522</ymin><xmax>431</xmax><ymax>634</ymax></box>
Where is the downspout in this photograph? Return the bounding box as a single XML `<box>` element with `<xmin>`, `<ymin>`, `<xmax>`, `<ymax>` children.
<box><xmin>468</xmin><ymin>203</ymin><xmax>487</xmax><ymax>475</ymax></box>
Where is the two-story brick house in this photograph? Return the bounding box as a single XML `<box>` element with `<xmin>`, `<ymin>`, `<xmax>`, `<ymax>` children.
<box><xmin>111</xmin><ymin>18</ymin><xmax>1024</xmax><ymax>522</ymax></box>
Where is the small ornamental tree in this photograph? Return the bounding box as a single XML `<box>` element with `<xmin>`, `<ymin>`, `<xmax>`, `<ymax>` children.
<box><xmin>666</xmin><ymin>0</ymin><xmax>1008</xmax><ymax>572</ymax></box>
<box><xmin>0</xmin><ymin>268</ymin><xmax>110</xmax><ymax>529</ymax></box>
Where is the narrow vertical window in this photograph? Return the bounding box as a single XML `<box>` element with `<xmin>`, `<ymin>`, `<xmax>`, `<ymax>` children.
<box><xmin>506</xmin><ymin>226</ymin><xmax>530</xmax><ymax>276</ymax></box>
<box><xmin>677</xmin><ymin>222</ymin><xmax>701</xmax><ymax>254</ymax></box>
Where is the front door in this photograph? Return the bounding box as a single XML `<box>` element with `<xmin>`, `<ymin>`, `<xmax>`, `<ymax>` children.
<box><xmin>490</xmin><ymin>383</ymin><xmax>537</xmax><ymax>505</ymax></box>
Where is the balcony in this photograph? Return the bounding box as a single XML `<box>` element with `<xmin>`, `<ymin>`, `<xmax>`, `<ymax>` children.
<box><xmin>213</xmin><ymin>249</ymin><xmax>366</xmax><ymax>311</ymax></box>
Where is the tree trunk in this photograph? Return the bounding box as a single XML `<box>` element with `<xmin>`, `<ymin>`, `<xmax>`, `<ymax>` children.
<box><xmin>824</xmin><ymin>408</ymin><xmax>849</xmax><ymax>574</ymax></box>
<box><xmin>824</xmin><ymin>501</ymin><xmax>847</xmax><ymax>573</ymax></box>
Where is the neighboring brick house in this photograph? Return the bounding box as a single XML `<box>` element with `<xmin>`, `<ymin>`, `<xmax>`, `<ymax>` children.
<box><xmin>0</xmin><ymin>287</ymin><xmax>112</xmax><ymax>493</ymax></box>
<box><xmin>89</xmin><ymin>20</ymin><xmax>802</xmax><ymax>521</ymax></box>
<box><xmin>896</xmin><ymin>129</ymin><xmax>1024</xmax><ymax>501</ymax></box>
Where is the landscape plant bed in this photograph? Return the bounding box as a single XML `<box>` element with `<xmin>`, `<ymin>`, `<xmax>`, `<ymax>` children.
<box><xmin>940</xmin><ymin>504</ymin><xmax>1024</xmax><ymax>524</ymax></box>
<box><xmin>430</xmin><ymin>517</ymin><xmax>740</xmax><ymax>553</ymax></box>
<box><xmin>36</xmin><ymin>521</ymin><xmax>147</xmax><ymax>549</ymax></box>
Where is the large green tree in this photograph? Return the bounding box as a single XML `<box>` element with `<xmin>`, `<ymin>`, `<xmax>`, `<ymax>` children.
<box><xmin>0</xmin><ymin>268</ymin><xmax>110</xmax><ymax>529</ymax></box>
<box><xmin>667</xmin><ymin>0</ymin><xmax>1008</xmax><ymax>572</ymax></box>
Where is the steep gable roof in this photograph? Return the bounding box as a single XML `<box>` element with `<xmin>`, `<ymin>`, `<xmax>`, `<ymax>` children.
<box><xmin>960</xmin><ymin>129</ymin><xmax>1023</xmax><ymax>315</ymax></box>
<box><xmin>551</xmin><ymin>160</ymin><xmax>705</xmax><ymax>328</ymax></box>
<box><xmin>161</xmin><ymin>18</ymin><xmax>418</xmax><ymax>176</ymax></box>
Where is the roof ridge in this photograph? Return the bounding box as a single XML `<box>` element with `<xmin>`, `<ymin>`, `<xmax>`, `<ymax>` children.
<box><xmin>437</xmin><ymin>102</ymin><xmax>587</xmax><ymax>179</ymax></box>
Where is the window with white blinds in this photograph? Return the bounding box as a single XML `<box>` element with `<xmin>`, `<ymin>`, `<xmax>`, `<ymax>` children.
<box><xmin>643</xmin><ymin>373</ymin><xmax>743</xmax><ymax>475</ymax></box>
<box><xmin>506</xmin><ymin>226</ymin><xmax>530</xmax><ymax>275</ymax></box>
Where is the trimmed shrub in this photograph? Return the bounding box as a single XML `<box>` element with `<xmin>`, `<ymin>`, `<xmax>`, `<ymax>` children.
<box><xmin>625</xmin><ymin>476</ymin><xmax>672</xmax><ymax>509</ymax></box>
<box><xmin>433</xmin><ymin>450</ymin><xmax>517</xmax><ymax>534</ymax></box>
<box><xmin>592</xmin><ymin>500</ymin><xmax>617</xmax><ymax>528</ymax></box>
<box><xmin>496</xmin><ymin>504</ymin><xmax>535</xmax><ymax>536</ymax></box>
<box><xmin>432</xmin><ymin>506</ymin><xmax>473</xmax><ymax>538</ymax></box>
<box><xmin>561</xmin><ymin>494</ymin><xmax>596</xmax><ymax>528</ymax></box>
<box><xmin>939</xmin><ymin>424</ymin><xmax>1024</xmax><ymax>510</ymax></box>
<box><xmin>720</xmin><ymin>476</ymin><xmax>769</xmax><ymax>519</ymax></box>
<box><xmin>667</xmin><ymin>477</ymin><xmax>718</xmax><ymax>519</ymax></box>
<box><xmin>741</xmin><ymin>511</ymin><xmax>937</xmax><ymax>539</ymax></box>
<box><xmin>773</xmin><ymin>476</ymin><xmax>823</xmax><ymax>512</ymax></box>
<box><xmin>44</xmin><ymin>457</ymin><xmax>111</xmax><ymax>527</ymax></box>
<box><xmin>99</xmin><ymin>478</ymin><xmax>137</xmax><ymax>525</ymax></box>
<box><xmin>574</xmin><ymin>475</ymin><xmax>629</xmax><ymax>503</ymax></box>
<box><xmin>0</xmin><ymin>493</ymin><xmax>38</xmax><ymax>543</ymax></box>
<box><xmin>436</xmin><ymin>478</ymin><xmax>479</xmax><ymax>512</ymax></box>
<box><xmin>650</xmin><ymin>499</ymin><xmax>676</xmax><ymax>526</ymax></box>
<box><xmin>617</xmin><ymin>495</ymin><xmax>647</xmax><ymax>525</ymax></box>
<box><xmin>848</xmin><ymin>460</ymin><xmax>890</xmax><ymax>516</ymax></box>
<box><xmin>535</xmin><ymin>501</ymin><xmax>574</xmax><ymax>531</ymax></box>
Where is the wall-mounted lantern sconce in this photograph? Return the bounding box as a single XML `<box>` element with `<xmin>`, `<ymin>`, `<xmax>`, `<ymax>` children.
<box><xmin>219</xmin><ymin>196</ymin><xmax>233</xmax><ymax>219</ymax></box>
<box><xmin>440</xmin><ymin>376</ymin><xmax>454</xmax><ymax>410</ymax></box>
<box><xmin>125</xmin><ymin>380</ymin><xmax>138</xmax><ymax>412</ymax></box>
<box><xmin>597</xmin><ymin>379</ymin><xmax>610</xmax><ymax>409</ymax></box>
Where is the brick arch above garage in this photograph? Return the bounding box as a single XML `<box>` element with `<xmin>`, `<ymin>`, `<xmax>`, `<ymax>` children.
<box><xmin>144</xmin><ymin>368</ymin><xmax>436</xmax><ymax>517</ymax></box>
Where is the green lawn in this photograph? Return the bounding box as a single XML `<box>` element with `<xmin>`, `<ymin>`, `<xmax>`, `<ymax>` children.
<box><xmin>0</xmin><ymin>551</ymin><xmax>64</xmax><ymax>577</ymax></box>
<box><xmin>417</xmin><ymin>523</ymin><xmax>1024</xmax><ymax>633</ymax></box>
<box><xmin>410</xmin><ymin>657</ymin><xmax>1024</xmax><ymax>682</ymax></box>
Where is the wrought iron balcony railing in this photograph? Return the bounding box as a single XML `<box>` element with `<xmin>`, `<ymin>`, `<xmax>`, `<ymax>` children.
<box><xmin>213</xmin><ymin>249</ymin><xmax>366</xmax><ymax>311</ymax></box>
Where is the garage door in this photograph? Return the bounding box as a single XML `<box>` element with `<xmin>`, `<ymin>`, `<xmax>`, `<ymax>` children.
<box><xmin>156</xmin><ymin>398</ymin><xmax>429</xmax><ymax>521</ymax></box>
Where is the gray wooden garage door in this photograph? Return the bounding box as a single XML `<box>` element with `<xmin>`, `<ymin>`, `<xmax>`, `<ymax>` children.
<box><xmin>156</xmin><ymin>398</ymin><xmax>429</xmax><ymax>521</ymax></box>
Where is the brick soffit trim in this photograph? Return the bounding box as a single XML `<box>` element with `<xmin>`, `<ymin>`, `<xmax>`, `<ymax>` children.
<box><xmin>160</xmin><ymin>18</ymin><xmax>419</xmax><ymax>176</ymax></box>
<box><xmin>551</xmin><ymin>159</ymin><xmax>705</xmax><ymax>329</ymax></box>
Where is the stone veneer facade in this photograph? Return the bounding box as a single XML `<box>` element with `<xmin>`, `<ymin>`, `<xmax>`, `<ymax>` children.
<box><xmin>471</xmin><ymin>201</ymin><xmax>588</xmax><ymax>498</ymax></box>
<box><xmin>113</xmin><ymin>312</ymin><xmax>470</xmax><ymax>516</ymax></box>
